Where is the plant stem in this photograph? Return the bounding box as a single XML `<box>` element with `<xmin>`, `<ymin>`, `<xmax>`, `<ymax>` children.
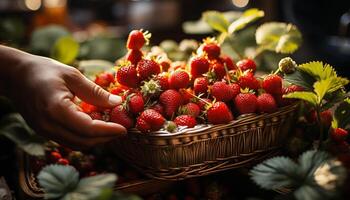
<box><xmin>252</xmin><ymin>46</ymin><xmax>266</xmax><ymax>59</ymax></box>
<box><xmin>316</xmin><ymin>106</ymin><xmax>324</xmax><ymax>149</ymax></box>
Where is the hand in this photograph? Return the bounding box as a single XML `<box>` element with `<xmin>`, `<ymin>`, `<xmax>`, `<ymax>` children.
<box><xmin>3</xmin><ymin>50</ymin><xmax>126</xmax><ymax>149</ymax></box>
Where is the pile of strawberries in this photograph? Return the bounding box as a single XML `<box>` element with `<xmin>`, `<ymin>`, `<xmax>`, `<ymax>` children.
<box><xmin>80</xmin><ymin>30</ymin><xmax>303</xmax><ymax>133</ymax></box>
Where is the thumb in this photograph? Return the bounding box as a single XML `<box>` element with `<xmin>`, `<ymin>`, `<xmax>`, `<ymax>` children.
<box><xmin>66</xmin><ymin>69</ymin><xmax>122</xmax><ymax>107</ymax></box>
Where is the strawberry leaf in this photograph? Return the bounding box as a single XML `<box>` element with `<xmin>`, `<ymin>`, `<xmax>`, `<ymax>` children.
<box><xmin>255</xmin><ymin>22</ymin><xmax>302</xmax><ymax>54</ymax></box>
<box><xmin>203</xmin><ymin>11</ymin><xmax>229</xmax><ymax>33</ymax></box>
<box><xmin>298</xmin><ymin>62</ymin><xmax>337</xmax><ymax>81</ymax></box>
<box><xmin>333</xmin><ymin>98</ymin><xmax>350</xmax><ymax>129</ymax></box>
<box><xmin>228</xmin><ymin>8</ymin><xmax>264</xmax><ymax>34</ymax></box>
<box><xmin>284</xmin><ymin>69</ymin><xmax>315</xmax><ymax>91</ymax></box>
<box><xmin>51</xmin><ymin>36</ymin><xmax>80</xmax><ymax>65</ymax></box>
<box><xmin>313</xmin><ymin>78</ymin><xmax>348</xmax><ymax>104</ymax></box>
<box><xmin>38</xmin><ymin>165</ymin><xmax>79</xmax><ymax>199</ymax></box>
<box><xmin>283</xmin><ymin>91</ymin><xmax>318</xmax><ymax>106</ymax></box>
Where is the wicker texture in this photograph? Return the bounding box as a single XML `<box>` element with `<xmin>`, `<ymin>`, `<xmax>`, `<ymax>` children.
<box><xmin>112</xmin><ymin>103</ymin><xmax>298</xmax><ymax>180</ymax></box>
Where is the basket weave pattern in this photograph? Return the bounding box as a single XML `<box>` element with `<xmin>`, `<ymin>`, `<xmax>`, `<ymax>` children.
<box><xmin>112</xmin><ymin>103</ymin><xmax>298</xmax><ymax>180</ymax></box>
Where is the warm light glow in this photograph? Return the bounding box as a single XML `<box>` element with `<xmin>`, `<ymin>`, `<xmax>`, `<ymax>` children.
<box><xmin>44</xmin><ymin>0</ymin><xmax>67</xmax><ymax>8</ymax></box>
<box><xmin>25</xmin><ymin>0</ymin><xmax>42</xmax><ymax>11</ymax></box>
<box><xmin>232</xmin><ymin>0</ymin><xmax>249</xmax><ymax>8</ymax></box>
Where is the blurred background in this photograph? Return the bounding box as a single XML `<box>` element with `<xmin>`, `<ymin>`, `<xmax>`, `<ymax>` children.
<box><xmin>0</xmin><ymin>0</ymin><xmax>349</xmax><ymax>76</ymax></box>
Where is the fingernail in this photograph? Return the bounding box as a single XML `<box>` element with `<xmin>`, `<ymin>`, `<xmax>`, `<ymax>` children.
<box><xmin>109</xmin><ymin>95</ymin><xmax>122</xmax><ymax>105</ymax></box>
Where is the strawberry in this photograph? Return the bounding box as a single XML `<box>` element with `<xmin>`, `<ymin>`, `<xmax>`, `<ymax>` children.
<box><xmin>207</xmin><ymin>101</ymin><xmax>233</xmax><ymax>124</ymax></box>
<box><xmin>80</xmin><ymin>102</ymin><xmax>98</xmax><ymax>114</ymax></box>
<box><xmin>210</xmin><ymin>81</ymin><xmax>234</xmax><ymax>102</ymax></box>
<box><xmin>160</xmin><ymin>89</ymin><xmax>183</xmax><ymax>118</ymax></box>
<box><xmin>169</xmin><ymin>70</ymin><xmax>190</xmax><ymax>89</ymax></box>
<box><xmin>190</xmin><ymin>56</ymin><xmax>210</xmax><ymax>78</ymax></box>
<box><xmin>180</xmin><ymin>88</ymin><xmax>194</xmax><ymax>104</ymax></box>
<box><xmin>136</xmin><ymin>109</ymin><xmax>165</xmax><ymax>133</ymax></box>
<box><xmin>110</xmin><ymin>105</ymin><xmax>134</xmax><ymax>129</ymax></box>
<box><xmin>257</xmin><ymin>93</ymin><xmax>277</xmax><ymax>113</ymax></box>
<box><xmin>156</xmin><ymin>73</ymin><xmax>169</xmax><ymax>91</ymax></box>
<box><xmin>126</xmin><ymin>30</ymin><xmax>150</xmax><ymax>50</ymax></box>
<box><xmin>126</xmin><ymin>49</ymin><xmax>143</xmax><ymax>65</ymax></box>
<box><xmin>308</xmin><ymin>109</ymin><xmax>333</xmax><ymax>127</ymax></box>
<box><xmin>220</xmin><ymin>55</ymin><xmax>236</xmax><ymax>70</ymax></box>
<box><xmin>202</xmin><ymin>43</ymin><xmax>220</xmax><ymax>59</ymax></box>
<box><xmin>228</xmin><ymin>83</ymin><xmax>241</xmax><ymax>99</ymax></box>
<box><xmin>276</xmin><ymin>85</ymin><xmax>304</xmax><ymax>106</ymax></box>
<box><xmin>89</xmin><ymin>111</ymin><xmax>103</xmax><ymax>120</ymax></box>
<box><xmin>197</xmin><ymin>98</ymin><xmax>212</xmax><ymax>110</ymax></box>
<box><xmin>127</xmin><ymin>93</ymin><xmax>144</xmax><ymax>114</ymax></box>
<box><xmin>193</xmin><ymin>77</ymin><xmax>209</xmax><ymax>95</ymax></box>
<box><xmin>160</xmin><ymin>60</ymin><xmax>171</xmax><ymax>72</ymax></box>
<box><xmin>262</xmin><ymin>74</ymin><xmax>283</xmax><ymax>94</ymax></box>
<box><xmin>137</xmin><ymin>59</ymin><xmax>161</xmax><ymax>80</ymax></box>
<box><xmin>151</xmin><ymin>103</ymin><xmax>165</xmax><ymax>116</ymax></box>
<box><xmin>331</xmin><ymin>128</ymin><xmax>349</xmax><ymax>142</ymax></box>
<box><xmin>49</xmin><ymin>151</ymin><xmax>62</xmax><ymax>163</ymax></box>
<box><xmin>57</xmin><ymin>158</ymin><xmax>69</xmax><ymax>165</ymax></box>
<box><xmin>179</xmin><ymin>102</ymin><xmax>200</xmax><ymax>117</ymax></box>
<box><xmin>94</xmin><ymin>72</ymin><xmax>115</xmax><ymax>88</ymax></box>
<box><xmin>211</xmin><ymin>61</ymin><xmax>226</xmax><ymax>80</ymax></box>
<box><xmin>109</xmin><ymin>84</ymin><xmax>128</xmax><ymax>95</ymax></box>
<box><xmin>236</xmin><ymin>59</ymin><xmax>256</xmax><ymax>72</ymax></box>
<box><xmin>234</xmin><ymin>93</ymin><xmax>258</xmax><ymax>114</ymax></box>
<box><xmin>238</xmin><ymin>72</ymin><xmax>260</xmax><ymax>91</ymax></box>
<box><xmin>174</xmin><ymin>115</ymin><xmax>197</xmax><ymax>128</ymax></box>
<box><xmin>116</xmin><ymin>64</ymin><xmax>139</xmax><ymax>88</ymax></box>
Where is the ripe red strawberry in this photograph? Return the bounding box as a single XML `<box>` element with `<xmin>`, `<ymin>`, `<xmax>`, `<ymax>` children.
<box><xmin>331</xmin><ymin>128</ymin><xmax>349</xmax><ymax>142</ymax></box>
<box><xmin>89</xmin><ymin>111</ymin><xmax>103</xmax><ymax>120</ymax></box>
<box><xmin>94</xmin><ymin>72</ymin><xmax>115</xmax><ymax>88</ymax></box>
<box><xmin>156</xmin><ymin>73</ymin><xmax>169</xmax><ymax>91</ymax></box>
<box><xmin>169</xmin><ymin>70</ymin><xmax>190</xmax><ymax>89</ymax></box>
<box><xmin>262</xmin><ymin>74</ymin><xmax>283</xmax><ymax>94</ymax></box>
<box><xmin>180</xmin><ymin>88</ymin><xmax>194</xmax><ymax>104</ymax></box>
<box><xmin>211</xmin><ymin>61</ymin><xmax>226</xmax><ymax>80</ymax></box>
<box><xmin>210</xmin><ymin>81</ymin><xmax>234</xmax><ymax>102</ymax></box>
<box><xmin>228</xmin><ymin>83</ymin><xmax>241</xmax><ymax>99</ymax></box>
<box><xmin>207</xmin><ymin>101</ymin><xmax>233</xmax><ymax>124</ymax></box>
<box><xmin>190</xmin><ymin>56</ymin><xmax>210</xmax><ymax>78</ymax></box>
<box><xmin>202</xmin><ymin>43</ymin><xmax>221</xmax><ymax>59</ymax></box>
<box><xmin>238</xmin><ymin>72</ymin><xmax>260</xmax><ymax>91</ymax></box>
<box><xmin>160</xmin><ymin>89</ymin><xmax>183</xmax><ymax>118</ymax></box>
<box><xmin>110</xmin><ymin>105</ymin><xmax>134</xmax><ymax>129</ymax></box>
<box><xmin>307</xmin><ymin>109</ymin><xmax>333</xmax><ymax>127</ymax></box>
<box><xmin>193</xmin><ymin>77</ymin><xmax>209</xmax><ymax>95</ymax></box>
<box><xmin>116</xmin><ymin>64</ymin><xmax>139</xmax><ymax>88</ymax></box>
<box><xmin>234</xmin><ymin>93</ymin><xmax>258</xmax><ymax>114</ymax></box>
<box><xmin>179</xmin><ymin>102</ymin><xmax>200</xmax><ymax>117</ymax></box>
<box><xmin>236</xmin><ymin>59</ymin><xmax>256</xmax><ymax>72</ymax></box>
<box><xmin>126</xmin><ymin>30</ymin><xmax>150</xmax><ymax>50</ymax></box>
<box><xmin>220</xmin><ymin>55</ymin><xmax>236</xmax><ymax>70</ymax></box>
<box><xmin>50</xmin><ymin>151</ymin><xmax>62</xmax><ymax>162</ymax></box>
<box><xmin>284</xmin><ymin>85</ymin><xmax>304</xmax><ymax>93</ymax></box>
<box><xmin>151</xmin><ymin>103</ymin><xmax>165</xmax><ymax>116</ymax></box>
<box><xmin>109</xmin><ymin>84</ymin><xmax>128</xmax><ymax>95</ymax></box>
<box><xmin>57</xmin><ymin>158</ymin><xmax>69</xmax><ymax>165</ymax></box>
<box><xmin>137</xmin><ymin>59</ymin><xmax>161</xmax><ymax>80</ymax></box>
<box><xmin>80</xmin><ymin>102</ymin><xmax>98</xmax><ymax>114</ymax></box>
<box><xmin>126</xmin><ymin>49</ymin><xmax>143</xmax><ymax>65</ymax></box>
<box><xmin>276</xmin><ymin>85</ymin><xmax>304</xmax><ymax>106</ymax></box>
<box><xmin>160</xmin><ymin>60</ymin><xmax>171</xmax><ymax>72</ymax></box>
<box><xmin>257</xmin><ymin>93</ymin><xmax>277</xmax><ymax>113</ymax></box>
<box><xmin>136</xmin><ymin>109</ymin><xmax>165</xmax><ymax>133</ymax></box>
<box><xmin>196</xmin><ymin>98</ymin><xmax>212</xmax><ymax>110</ymax></box>
<box><xmin>128</xmin><ymin>93</ymin><xmax>144</xmax><ymax>114</ymax></box>
<box><xmin>174</xmin><ymin>115</ymin><xmax>197</xmax><ymax>128</ymax></box>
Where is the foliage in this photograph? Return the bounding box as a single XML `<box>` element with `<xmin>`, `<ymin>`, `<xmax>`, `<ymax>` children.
<box><xmin>332</xmin><ymin>98</ymin><xmax>350</xmax><ymax>129</ymax></box>
<box><xmin>38</xmin><ymin>165</ymin><xmax>119</xmax><ymax>200</ymax></box>
<box><xmin>51</xmin><ymin>36</ymin><xmax>80</xmax><ymax>65</ymax></box>
<box><xmin>0</xmin><ymin>113</ymin><xmax>46</xmax><ymax>156</ymax></box>
<box><xmin>251</xmin><ymin>150</ymin><xmax>346</xmax><ymax>200</ymax></box>
<box><xmin>228</xmin><ymin>8</ymin><xmax>264</xmax><ymax>34</ymax></box>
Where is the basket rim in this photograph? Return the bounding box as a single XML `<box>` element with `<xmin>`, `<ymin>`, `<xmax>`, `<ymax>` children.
<box><xmin>126</xmin><ymin>102</ymin><xmax>299</xmax><ymax>139</ymax></box>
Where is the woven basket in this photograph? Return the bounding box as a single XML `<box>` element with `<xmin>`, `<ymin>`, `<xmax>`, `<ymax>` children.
<box><xmin>112</xmin><ymin>103</ymin><xmax>298</xmax><ymax>180</ymax></box>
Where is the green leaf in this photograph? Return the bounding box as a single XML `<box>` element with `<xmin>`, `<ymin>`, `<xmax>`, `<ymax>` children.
<box><xmin>298</xmin><ymin>62</ymin><xmax>339</xmax><ymax>81</ymax></box>
<box><xmin>228</xmin><ymin>8</ymin><xmax>264</xmax><ymax>34</ymax></box>
<box><xmin>37</xmin><ymin>165</ymin><xmax>79</xmax><ymax>199</ymax></box>
<box><xmin>51</xmin><ymin>36</ymin><xmax>80</xmax><ymax>64</ymax></box>
<box><xmin>322</xmin><ymin>90</ymin><xmax>347</xmax><ymax>111</ymax></box>
<box><xmin>0</xmin><ymin>113</ymin><xmax>46</xmax><ymax>156</ymax></box>
<box><xmin>294</xmin><ymin>185</ymin><xmax>325</xmax><ymax>200</ymax></box>
<box><xmin>182</xmin><ymin>19</ymin><xmax>213</xmax><ymax>34</ymax></box>
<box><xmin>64</xmin><ymin>174</ymin><xmax>117</xmax><ymax>200</ymax></box>
<box><xmin>298</xmin><ymin>150</ymin><xmax>331</xmax><ymax>181</ymax></box>
<box><xmin>284</xmin><ymin>69</ymin><xmax>316</xmax><ymax>91</ymax></box>
<box><xmin>314</xmin><ymin>78</ymin><xmax>348</xmax><ymax>104</ymax></box>
<box><xmin>250</xmin><ymin>156</ymin><xmax>300</xmax><ymax>189</ymax></box>
<box><xmin>202</xmin><ymin>11</ymin><xmax>229</xmax><ymax>33</ymax></box>
<box><xmin>333</xmin><ymin>99</ymin><xmax>350</xmax><ymax>128</ymax></box>
<box><xmin>78</xmin><ymin>60</ymin><xmax>115</xmax><ymax>80</ymax></box>
<box><xmin>283</xmin><ymin>91</ymin><xmax>318</xmax><ymax>106</ymax></box>
<box><xmin>30</xmin><ymin>25</ymin><xmax>70</xmax><ymax>56</ymax></box>
<box><xmin>255</xmin><ymin>22</ymin><xmax>302</xmax><ymax>54</ymax></box>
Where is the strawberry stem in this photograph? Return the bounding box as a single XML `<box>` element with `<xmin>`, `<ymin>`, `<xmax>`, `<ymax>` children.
<box><xmin>185</xmin><ymin>90</ymin><xmax>212</xmax><ymax>106</ymax></box>
<box><xmin>252</xmin><ymin>46</ymin><xmax>266</xmax><ymax>59</ymax></box>
<box><xmin>223</xmin><ymin>63</ymin><xmax>232</xmax><ymax>85</ymax></box>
